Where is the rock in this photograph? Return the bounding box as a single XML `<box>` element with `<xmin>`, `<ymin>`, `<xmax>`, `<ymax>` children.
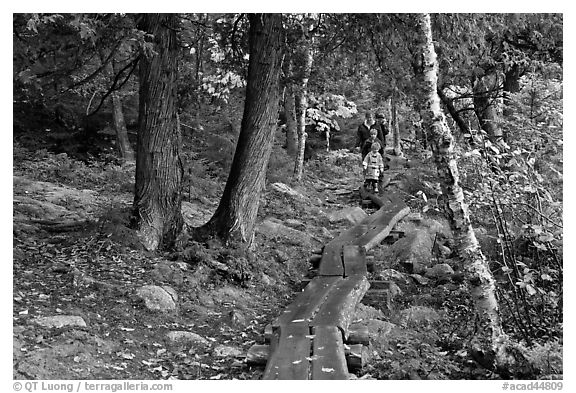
<box><xmin>409</xmin><ymin>274</ymin><xmax>430</xmax><ymax>285</ymax></box>
<box><xmin>399</xmin><ymin>306</ymin><xmax>441</xmax><ymax>328</ymax></box>
<box><xmin>135</xmin><ymin>285</ymin><xmax>177</xmax><ymax>312</ymax></box>
<box><xmin>227</xmin><ymin>310</ymin><xmax>248</xmax><ymax>328</ymax></box>
<box><xmin>327</xmin><ymin>206</ymin><xmax>368</xmax><ymax>225</ymax></box>
<box><xmin>353</xmin><ymin>303</ymin><xmax>386</xmax><ymax>321</ymax></box>
<box><xmin>166</xmin><ymin>331</ymin><xmax>210</xmax><ymax>348</ymax></box>
<box><xmin>151</xmin><ymin>261</ymin><xmax>185</xmax><ymax>286</ymax></box>
<box><xmin>181</xmin><ymin>201</ymin><xmax>211</xmax><ymax>227</ymax></box>
<box><xmin>425</xmin><ymin>263</ymin><xmax>455</xmax><ymax>281</ymax></box>
<box><xmin>261</xmin><ymin>273</ymin><xmax>275</xmax><ymax>286</ymax></box>
<box><xmin>375</xmin><ymin>269</ymin><xmax>411</xmax><ymax>287</ymax></box>
<box><xmin>421</xmin><ymin>218</ymin><xmax>452</xmax><ymax>239</ymax></box>
<box><xmin>31</xmin><ymin>315</ymin><xmax>87</xmax><ymax>329</ymax></box>
<box><xmin>320</xmin><ymin>227</ymin><xmax>333</xmax><ymax>239</ymax></box>
<box><xmin>435</xmin><ymin>244</ymin><xmax>453</xmax><ymax>258</ymax></box>
<box><xmin>256</xmin><ymin>218</ymin><xmax>312</xmax><ymax>247</ymax></box>
<box><xmin>271</xmin><ymin>182</ymin><xmax>305</xmax><ymax>199</ymax></box>
<box><xmin>213</xmin><ymin>344</ymin><xmax>243</xmax><ymax>358</ymax></box>
<box><xmin>362</xmin><ymin>319</ymin><xmax>396</xmax><ymax>342</ymax></box>
<box><xmin>273</xmin><ymin>250</ymin><xmax>290</xmax><ymax>262</ymax></box>
<box><xmin>389</xmin><ymin>229</ymin><xmax>435</xmax><ymax>274</ymax></box>
<box><xmin>284</xmin><ymin>218</ymin><xmax>306</xmax><ymax>230</ymax></box>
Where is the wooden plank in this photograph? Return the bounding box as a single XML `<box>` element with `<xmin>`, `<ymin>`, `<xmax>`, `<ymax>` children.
<box><xmin>263</xmin><ymin>321</ymin><xmax>312</xmax><ymax>380</ymax></box>
<box><xmin>342</xmin><ymin>245</ymin><xmax>367</xmax><ymax>277</ymax></box>
<box><xmin>273</xmin><ymin>276</ymin><xmax>342</xmax><ymax>327</ymax></box>
<box><xmin>359</xmin><ymin>185</ymin><xmax>388</xmax><ymax>208</ymax></box>
<box><xmin>311</xmin><ymin>275</ymin><xmax>370</xmax><ymax>340</ymax></box>
<box><xmin>311</xmin><ymin>325</ymin><xmax>350</xmax><ymax>380</ymax></box>
<box><xmin>356</xmin><ymin>205</ymin><xmax>410</xmax><ymax>251</ymax></box>
<box><xmin>324</xmin><ymin>195</ymin><xmax>405</xmax><ymax>249</ymax></box>
<box><xmin>318</xmin><ymin>243</ymin><xmax>344</xmax><ymax>276</ymax></box>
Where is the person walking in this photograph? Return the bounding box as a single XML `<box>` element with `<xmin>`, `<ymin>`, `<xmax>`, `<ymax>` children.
<box><xmin>355</xmin><ymin>112</ymin><xmax>375</xmax><ymax>151</ymax></box>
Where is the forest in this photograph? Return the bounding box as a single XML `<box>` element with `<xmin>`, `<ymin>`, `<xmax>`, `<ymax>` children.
<box><xmin>13</xmin><ymin>13</ymin><xmax>562</xmax><ymax>381</ymax></box>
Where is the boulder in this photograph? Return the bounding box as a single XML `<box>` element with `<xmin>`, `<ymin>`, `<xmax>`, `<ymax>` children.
<box><xmin>408</xmin><ymin>274</ymin><xmax>430</xmax><ymax>286</ymax></box>
<box><xmin>389</xmin><ymin>229</ymin><xmax>435</xmax><ymax>274</ymax></box>
<box><xmin>151</xmin><ymin>261</ymin><xmax>185</xmax><ymax>286</ymax></box>
<box><xmin>135</xmin><ymin>285</ymin><xmax>177</xmax><ymax>312</ymax></box>
<box><xmin>399</xmin><ymin>306</ymin><xmax>441</xmax><ymax>328</ymax></box>
<box><xmin>271</xmin><ymin>182</ymin><xmax>305</xmax><ymax>200</ymax></box>
<box><xmin>425</xmin><ymin>263</ymin><xmax>455</xmax><ymax>281</ymax></box>
<box><xmin>375</xmin><ymin>269</ymin><xmax>411</xmax><ymax>287</ymax></box>
<box><xmin>284</xmin><ymin>218</ymin><xmax>306</xmax><ymax>230</ymax></box>
<box><xmin>181</xmin><ymin>201</ymin><xmax>212</xmax><ymax>227</ymax></box>
<box><xmin>256</xmin><ymin>218</ymin><xmax>312</xmax><ymax>247</ymax></box>
<box><xmin>165</xmin><ymin>331</ymin><xmax>210</xmax><ymax>348</ymax></box>
<box><xmin>326</xmin><ymin>206</ymin><xmax>368</xmax><ymax>225</ymax></box>
<box><xmin>364</xmin><ymin>319</ymin><xmax>396</xmax><ymax>341</ymax></box>
<box><xmin>32</xmin><ymin>316</ymin><xmax>87</xmax><ymax>329</ymax></box>
<box><xmin>213</xmin><ymin>345</ymin><xmax>243</xmax><ymax>358</ymax></box>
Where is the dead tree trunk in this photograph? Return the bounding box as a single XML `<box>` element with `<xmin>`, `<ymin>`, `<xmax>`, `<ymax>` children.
<box><xmin>200</xmin><ymin>13</ymin><xmax>283</xmax><ymax>245</ymax></box>
<box><xmin>415</xmin><ymin>13</ymin><xmax>513</xmax><ymax>370</ymax></box>
<box><xmin>133</xmin><ymin>13</ymin><xmax>183</xmax><ymax>251</ymax></box>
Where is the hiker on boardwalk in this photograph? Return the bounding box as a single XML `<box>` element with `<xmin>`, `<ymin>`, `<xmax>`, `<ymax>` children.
<box><xmin>363</xmin><ymin>142</ymin><xmax>385</xmax><ymax>193</ymax></box>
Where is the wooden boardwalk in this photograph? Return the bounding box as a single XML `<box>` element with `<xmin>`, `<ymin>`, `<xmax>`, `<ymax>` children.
<box><xmin>249</xmin><ymin>189</ymin><xmax>409</xmax><ymax>380</ymax></box>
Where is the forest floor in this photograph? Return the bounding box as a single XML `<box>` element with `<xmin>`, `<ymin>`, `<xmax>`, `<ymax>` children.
<box><xmin>12</xmin><ymin>121</ymin><xmax>518</xmax><ymax>380</ymax></box>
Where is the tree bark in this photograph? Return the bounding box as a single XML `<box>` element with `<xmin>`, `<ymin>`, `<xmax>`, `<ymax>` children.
<box><xmin>200</xmin><ymin>13</ymin><xmax>283</xmax><ymax>245</ymax></box>
<box><xmin>415</xmin><ymin>13</ymin><xmax>510</xmax><ymax>369</ymax></box>
<box><xmin>473</xmin><ymin>73</ymin><xmax>503</xmax><ymax>142</ymax></box>
<box><xmin>133</xmin><ymin>14</ymin><xmax>183</xmax><ymax>251</ymax></box>
<box><xmin>293</xmin><ymin>29</ymin><xmax>313</xmax><ymax>182</ymax></box>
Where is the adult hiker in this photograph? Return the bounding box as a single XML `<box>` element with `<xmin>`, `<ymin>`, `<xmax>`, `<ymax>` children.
<box><xmin>372</xmin><ymin>112</ymin><xmax>389</xmax><ymax>152</ymax></box>
<box><xmin>355</xmin><ymin>112</ymin><xmax>376</xmax><ymax>152</ymax></box>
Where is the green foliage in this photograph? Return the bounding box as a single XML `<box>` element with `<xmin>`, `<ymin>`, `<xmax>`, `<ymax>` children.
<box><xmin>525</xmin><ymin>339</ymin><xmax>563</xmax><ymax>377</ymax></box>
<box><xmin>458</xmin><ymin>68</ymin><xmax>562</xmax><ymax>346</ymax></box>
<box><xmin>305</xmin><ymin>93</ymin><xmax>357</xmax><ymax>132</ymax></box>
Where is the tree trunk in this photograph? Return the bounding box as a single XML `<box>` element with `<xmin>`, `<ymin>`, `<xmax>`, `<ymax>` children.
<box><xmin>293</xmin><ymin>31</ymin><xmax>314</xmax><ymax>182</ymax></box>
<box><xmin>391</xmin><ymin>91</ymin><xmax>402</xmax><ymax>157</ymax></box>
<box><xmin>97</xmin><ymin>49</ymin><xmax>136</xmax><ymax>163</ymax></box>
<box><xmin>133</xmin><ymin>14</ymin><xmax>183</xmax><ymax>251</ymax></box>
<box><xmin>110</xmin><ymin>59</ymin><xmax>135</xmax><ymax>163</ymax></box>
<box><xmin>200</xmin><ymin>13</ymin><xmax>283</xmax><ymax>245</ymax></box>
<box><xmin>284</xmin><ymin>84</ymin><xmax>298</xmax><ymax>156</ymax></box>
<box><xmin>503</xmin><ymin>64</ymin><xmax>521</xmax><ymax>118</ymax></box>
<box><xmin>415</xmin><ymin>13</ymin><xmax>511</xmax><ymax>369</ymax></box>
<box><xmin>473</xmin><ymin>73</ymin><xmax>503</xmax><ymax>142</ymax></box>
